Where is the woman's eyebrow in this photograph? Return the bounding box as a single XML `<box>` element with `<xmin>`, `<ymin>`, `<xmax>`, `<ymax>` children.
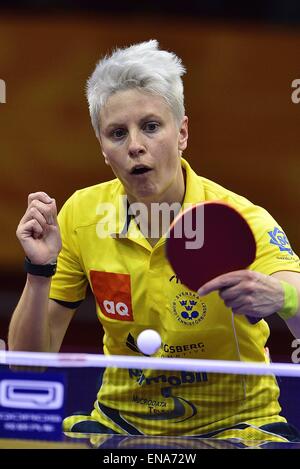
<box><xmin>104</xmin><ymin>121</ymin><xmax>125</xmax><ymax>131</ymax></box>
<box><xmin>103</xmin><ymin>114</ymin><xmax>161</xmax><ymax>131</ymax></box>
<box><xmin>140</xmin><ymin>114</ymin><xmax>161</xmax><ymax>122</ymax></box>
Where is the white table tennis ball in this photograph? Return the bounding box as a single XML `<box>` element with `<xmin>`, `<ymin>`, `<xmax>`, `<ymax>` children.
<box><xmin>137</xmin><ymin>329</ymin><xmax>162</xmax><ymax>355</ymax></box>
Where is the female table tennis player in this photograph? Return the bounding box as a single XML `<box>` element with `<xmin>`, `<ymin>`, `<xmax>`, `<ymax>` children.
<box><xmin>8</xmin><ymin>40</ymin><xmax>300</xmax><ymax>442</ymax></box>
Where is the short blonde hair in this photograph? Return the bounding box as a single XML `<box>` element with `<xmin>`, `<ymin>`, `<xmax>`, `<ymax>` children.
<box><xmin>86</xmin><ymin>39</ymin><xmax>186</xmax><ymax>139</ymax></box>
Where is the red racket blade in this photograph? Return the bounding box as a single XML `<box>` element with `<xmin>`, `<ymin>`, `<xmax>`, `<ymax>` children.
<box><xmin>166</xmin><ymin>201</ymin><xmax>258</xmax><ymax>323</ymax></box>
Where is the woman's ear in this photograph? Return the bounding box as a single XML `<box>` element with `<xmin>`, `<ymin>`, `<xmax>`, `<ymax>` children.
<box><xmin>99</xmin><ymin>136</ymin><xmax>110</xmax><ymax>165</ymax></box>
<box><xmin>102</xmin><ymin>151</ymin><xmax>109</xmax><ymax>165</ymax></box>
<box><xmin>178</xmin><ymin>116</ymin><xmax>188</xmax><ymax>152</ymax></box>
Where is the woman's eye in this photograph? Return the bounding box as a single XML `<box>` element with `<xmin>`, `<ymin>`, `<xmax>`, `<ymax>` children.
<box><xmin>112</xmin><ymin>128</ymin><xmax>126</xmax><ymax>139</ymax></box>
<box><xmin>144</xmin><ymin>122</ymin><xmax>159</xmax><ymax>132</ymax></box>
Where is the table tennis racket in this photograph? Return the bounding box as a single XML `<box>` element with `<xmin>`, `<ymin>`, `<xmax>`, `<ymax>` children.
<box><xmin>165</xmin><ymin>201</ymin><xmax>259</xmax><ymax>324</ymax></box>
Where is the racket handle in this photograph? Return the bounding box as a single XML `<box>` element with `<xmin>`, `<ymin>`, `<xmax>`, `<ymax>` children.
<box><xmin>246</xmin><ymin>315</ymin><xmax>261</xmax><ymax>324</ymax></box>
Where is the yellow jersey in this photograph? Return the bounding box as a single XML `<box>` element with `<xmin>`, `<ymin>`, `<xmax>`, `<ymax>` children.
<box><xmin>50</xmin><ymin>158</ymin><xmax>300</xmax><ymax>436</ymax></box>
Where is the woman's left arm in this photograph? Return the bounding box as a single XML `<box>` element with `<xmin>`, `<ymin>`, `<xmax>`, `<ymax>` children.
<box><xmin>271</xmin><ymin>271</ymin><xmax>300</xmax><ymax>339</ymax></box>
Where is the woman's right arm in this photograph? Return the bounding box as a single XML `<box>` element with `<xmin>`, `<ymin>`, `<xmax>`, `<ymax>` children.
<box><xmin>8</xmin><ymin>191</ymin><xmax>75</xmax><ymax>353</ymax></box>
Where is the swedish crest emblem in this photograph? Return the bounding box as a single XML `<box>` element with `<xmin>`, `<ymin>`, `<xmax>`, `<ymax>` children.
<box><xmin>268</xmin><ymin>227</ymin><xmax>293</xmax><ymax>255</ymax></box>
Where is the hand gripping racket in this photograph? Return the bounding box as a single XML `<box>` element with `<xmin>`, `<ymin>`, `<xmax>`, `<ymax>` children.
<box><xmin>166</xmin><ymin>201</ymin><xmax>258</xmax><ymax>324</ymax></box>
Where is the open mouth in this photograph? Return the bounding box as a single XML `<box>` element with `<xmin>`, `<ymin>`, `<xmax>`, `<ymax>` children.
<box><xmin>130</xmin><ymin>165</ymin><xmax>152</xmax><ymax>175</ymax></box>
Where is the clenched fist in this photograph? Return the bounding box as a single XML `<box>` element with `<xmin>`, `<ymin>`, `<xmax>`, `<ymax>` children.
<box><xmin>16</xmin><ymin>192</ymin><xmax>62</xmax><ymax>265</ymax></box>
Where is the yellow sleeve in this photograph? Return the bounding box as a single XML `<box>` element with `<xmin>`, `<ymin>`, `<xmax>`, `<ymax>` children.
<box><xmin>49</xmin><ymin>193</ymin><xmax>88</xmax><ymax>303</ymax></box>
<box><xmin>244</xmin><ymin>205</ymin><xmax>300</xmax><ymax>276</ymax></box>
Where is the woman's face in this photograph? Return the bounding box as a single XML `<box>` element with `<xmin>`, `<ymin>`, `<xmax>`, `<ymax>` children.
<box><xmin>98</xmin><ymin>88</ymin><xmax>188</xmax><ymax>204</ymax></box>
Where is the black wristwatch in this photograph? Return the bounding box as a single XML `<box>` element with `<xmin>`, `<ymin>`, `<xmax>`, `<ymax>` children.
<box><xmin>24</xmin><ymin>256</ymin><xmax>57</xmax><ymax>277</ymax></box>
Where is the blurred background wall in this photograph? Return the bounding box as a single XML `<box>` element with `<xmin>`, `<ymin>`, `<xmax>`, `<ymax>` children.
<box><xmin>0</xmin><ymin>1</ymin><xmax>299</xmax><ymax>358</ymax></box>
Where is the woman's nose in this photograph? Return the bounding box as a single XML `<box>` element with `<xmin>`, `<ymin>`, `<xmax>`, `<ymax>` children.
<box><xmin>128</xmin><ymin>133</ymin><xmax>146</xmax><ymax>158</ymax></box>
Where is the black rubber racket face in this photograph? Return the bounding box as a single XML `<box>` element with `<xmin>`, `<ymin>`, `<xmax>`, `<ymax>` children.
<box><xmin>166</xmin><ymin>201</ymin><xmax>256</xmax><ymax>292</ymax></box>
